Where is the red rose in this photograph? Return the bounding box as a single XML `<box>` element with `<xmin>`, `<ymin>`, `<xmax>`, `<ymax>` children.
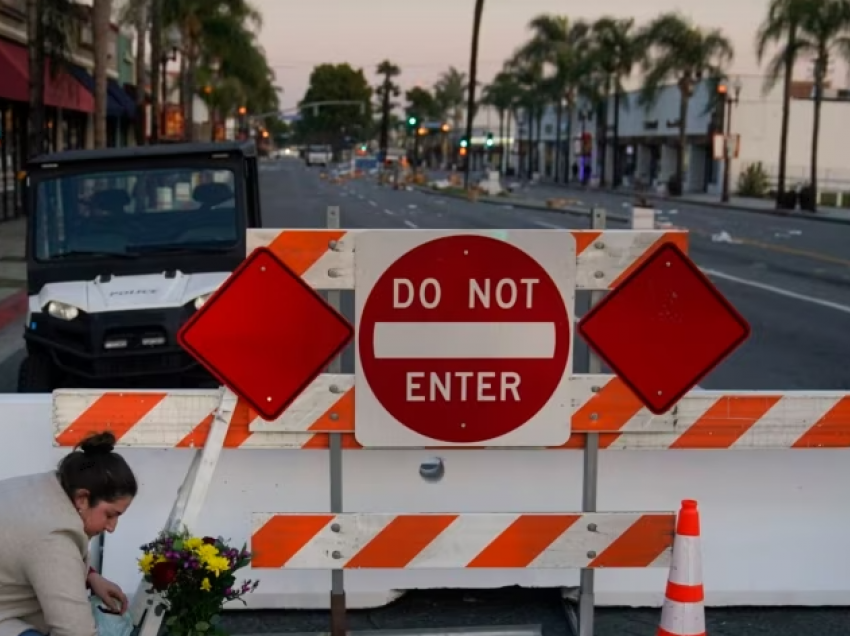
<box><xmin>202</xmin><ymin>537</ymin><xmax>217</xmax><ymax>545</ymax></box>
<box><xmin>150</xmin><ymin>561</ymin><xmax>179</xmax><ymax>591</ymax></box>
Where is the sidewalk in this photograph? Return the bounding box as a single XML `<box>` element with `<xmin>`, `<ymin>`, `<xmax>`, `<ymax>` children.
<box><xmin>544</xmin><ymin>182</ymin><xmax>850</xmax><ymax>226</ymax></box>
<box><xmin>0</xmin><ymin>216</ymin><xmax>27</xmax><ymax>330</ymax></box>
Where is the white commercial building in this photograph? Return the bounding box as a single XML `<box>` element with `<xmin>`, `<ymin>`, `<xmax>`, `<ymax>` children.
<box><xmin>515</xmin><ymin>75</ymin><xmax>850</xmax><ymax>198</ymax></box>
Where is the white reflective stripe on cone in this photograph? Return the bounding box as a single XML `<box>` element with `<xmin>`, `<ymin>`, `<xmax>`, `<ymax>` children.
<box><xmin>658</xmin><ymin>598</ymin><xmax>706</xmax><ymax>636</ymax></box>
<box><xmin>667</xmin><ymin>535</ymin><xmax>703</xmax><ymax>586</ymax></box>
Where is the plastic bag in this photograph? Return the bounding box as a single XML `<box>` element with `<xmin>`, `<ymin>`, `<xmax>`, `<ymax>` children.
<box><xmin>89</xmin><ymin>596</ymin><xmax>134</xmax><ymax>636</ymax></box>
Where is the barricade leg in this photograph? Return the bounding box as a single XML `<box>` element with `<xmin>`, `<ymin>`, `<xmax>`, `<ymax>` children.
<box><xmin>326</xmin><ymin>205</ymin><xmax>347</xmax><ymax>636</ymax></box>
<box><xmin>132</xmin><ymin>388</ymin><xmax>237</xmax><ymax>636</ymax></box>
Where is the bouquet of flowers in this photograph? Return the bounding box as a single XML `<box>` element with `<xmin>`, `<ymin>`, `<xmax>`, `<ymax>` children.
<box><xmin>138</xmin><ymin>528</ymin><xmax>259</xmax><ymax>636</ymax></box>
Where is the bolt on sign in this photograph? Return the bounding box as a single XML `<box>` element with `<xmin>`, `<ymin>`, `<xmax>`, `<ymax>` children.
<box><xmin>355</xmin><ymin>231</ymin><xmax>575</xmax><ymax>447</ymax></box>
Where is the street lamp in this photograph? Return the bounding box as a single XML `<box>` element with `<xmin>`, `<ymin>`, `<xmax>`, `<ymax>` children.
<box><xmin>719</xmin><ymin>76</ymin><xmax>743</xmax><ymax>203</ymax></box>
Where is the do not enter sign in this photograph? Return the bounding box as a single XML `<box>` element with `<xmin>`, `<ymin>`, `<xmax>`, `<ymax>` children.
<box><xmin>354</xmin><ymin>231</ymin><xmax>575</xmax><ymax>447</ymax></box>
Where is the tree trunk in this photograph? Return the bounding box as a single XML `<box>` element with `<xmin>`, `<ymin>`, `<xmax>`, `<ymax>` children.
<box><xmin>598</xmin><ymin>85</ymin><xmax>610</xmax><ymax>186</ymax></box>
<box><xmin>463</xmin><ymin>0</ymin><xmax>485</xmax><ymax>189</ymax></box>
<box><xmin>505</xmin><ymin>110</ymin><xmax>513</xmax><ymax>174</ymax></box>
<box><xmin>775</xmin><ymin>23</ymin><xmax>796</xmax><ymax>206</ymax></box>
<box><xmin>378</xmin><ymin>81</ymin><xmax>390</xmax><ymax>159</ymax></box>
<box><xmin>809</xmin><ymin>60</ymin><xmax>824</xmax><ymax>212</ymax></box>
<box><xmin>554</xmin><ymin>99</ymin><xmax>563</xmax><ymax>182</ymax></box>
<box><xmin>498</xmin><ymin>110</ymin><xmax>505</xmax><ymax>174</ymax></box>
<box><xmin>612</xmin><ymin>88</ymin><xmax>622</xmax><ymax>187</ymax></box>
<box><xmin>27</xmin><ymin>0</ymin><xmax>46</xmax><ymax>158</ymax></box>
<box><xmin>676</xmin><ymin>91</ymin><xmax>690</xmax><ymax>194</ymax></box>
<box><xmin>133</xmin><ymin>1</ymin><xmax>148</xmax><ymax>145</ymax></box>
<box><xmin>184</xmin><ymin>47</ymin><xmax>197</xmax><ymax>141</ymax></box>
<box><xmin>149</xmin><ymin>0</ymin><xmax>162</xmax><ymax>143</ymax></box>
<box><xmin>92</xmin><ymin>0</ymin><xmax>112</xmax><ymax>149</ymax></box>
<box><xmin>565</xmin><ymin>103</ymin><xmax>574</xmax><ymax>182</ymax></box>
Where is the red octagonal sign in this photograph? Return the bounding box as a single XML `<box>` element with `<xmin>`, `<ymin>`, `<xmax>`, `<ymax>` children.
<box><xmin>178</xmin><ymin>247</ymin><xmax>354</xmax><ymax>420</ymax></box>
<box><xmin>578</xmin><ymin>242</ymin><xmax>750</xmax><ymax>414</ymax></box>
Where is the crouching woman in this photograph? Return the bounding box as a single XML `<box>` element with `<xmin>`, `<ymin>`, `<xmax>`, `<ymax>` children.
<box><xmin>0</xmin><ymin>431</ymin><xmax>137</xmax><ymax>636</ymax></box>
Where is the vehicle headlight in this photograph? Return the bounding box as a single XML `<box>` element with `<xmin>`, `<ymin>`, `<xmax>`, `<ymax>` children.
<box><xmin>193</xmin><ymin>293</ymin><xmax>212</xmax><ymax>310</ymax></box>
<box><xmin>47</xmin><ymin>301</ymin><xmax>80</xmax><ymax>321</ymax></box>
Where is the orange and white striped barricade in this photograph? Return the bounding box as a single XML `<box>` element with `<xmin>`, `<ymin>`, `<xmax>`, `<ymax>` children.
<box><xmin>49</xmin><ymin>205</ymin><xmax>850</xmax><ymax>636</ymax></box>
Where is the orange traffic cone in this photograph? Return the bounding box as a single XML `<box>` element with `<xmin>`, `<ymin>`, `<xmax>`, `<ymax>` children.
<box><xmin>658</xmin><ymin>500</ymin><xmax>705</xmax><ymax>636</ymax></box>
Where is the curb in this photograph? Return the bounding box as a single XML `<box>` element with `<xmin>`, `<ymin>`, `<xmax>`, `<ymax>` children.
<box><xmin>554</xmin><ymin>186</ymin><xmax>850</xmax><ymax>227</ymax></box>
<box><xmin>415</xmin><ymin>186</ymin><xmax>632</xmax><ymax>224</ymax></box>
<box><xmin>0</xmin><ymin>290</ymin><xmax>26</xmax><ymax>332</ymax></box>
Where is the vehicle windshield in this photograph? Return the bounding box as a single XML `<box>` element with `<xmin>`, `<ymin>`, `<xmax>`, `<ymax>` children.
<box><xmin>32</xmin><ymin>165</ymin><xmax>240</xmax><ymax>261</ymax></box>
<box><xmin>308</xmin><ymin>145</ymin><xmax>331</xmax><ymax>153</ymax></box>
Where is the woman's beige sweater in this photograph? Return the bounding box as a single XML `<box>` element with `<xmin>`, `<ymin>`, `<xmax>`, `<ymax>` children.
<box><xmin>0</xmin><ymin>472</ymin><xmax>96</xmax><ymax>636</ymax></box>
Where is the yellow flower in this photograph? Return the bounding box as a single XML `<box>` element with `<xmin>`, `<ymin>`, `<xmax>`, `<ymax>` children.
<box><xmin>204</xmin><ymin>555</ymin><xmax>230</xmax><ymax>576</ymax></box>
<box><xmin>138</xmin><ymin>553</ymin><xmax>154</xmax><ymax>574</ymax></box>
<box><xmin>200</xmin><ymin>578</ymin><xmax>212</xmax><ymax>592</ymax></box>
<box><xmin>184</xmin><ymin>537</ymin><xmax>203</xmax><ymax>550</ymax></box>
<box><xmin>196</xmin><ymin>544</ymin><xmax>219</xmax><ymax>560</ymax></box>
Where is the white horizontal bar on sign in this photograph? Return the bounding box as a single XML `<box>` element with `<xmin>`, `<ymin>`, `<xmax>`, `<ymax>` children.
<box><xmin>373</xmin><ymin>322</ymin><xmax>555</xmax><ymax>359</ymax></box>
<box><xmin>250</xmin><ymin>511</ymin><xmax>674</xmax><ymax>569</ymax></box>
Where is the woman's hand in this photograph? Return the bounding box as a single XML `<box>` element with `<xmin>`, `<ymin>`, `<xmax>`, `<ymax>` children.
<box><xmin>88</xmin><ymin>572</ymin><xmax>129</xmax><ymax>615</ymax></box>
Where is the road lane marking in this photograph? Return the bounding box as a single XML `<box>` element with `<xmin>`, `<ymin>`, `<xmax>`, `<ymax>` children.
<box><xmin>404</xmin><ymin>220</ymin><xmax>418</xmax><ymax>229</ymax></box>
<box><xmin>534</xmin><ymin>220</ymin><xmax>564</xmax><ymax>229</ymax></box>
<box><xmin>384</xmin><ymin>209</ymin><xmax>395</xmax><ymax>216</ymax></box>
<box><xmin>702</xmin><ymin>268</ymin><xmax>850</xmax><ymax>315</ymax></box>
<box><xmin>369</xmin><ymin>200</ymin><xmax>377</xmax><ymax>207</ymax></box>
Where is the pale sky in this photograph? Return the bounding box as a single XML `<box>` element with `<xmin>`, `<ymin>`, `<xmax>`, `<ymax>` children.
<box><xmin>252</xmin><ymin>0</ymin><xmax>784</xmax><ymax>111</ymax></box>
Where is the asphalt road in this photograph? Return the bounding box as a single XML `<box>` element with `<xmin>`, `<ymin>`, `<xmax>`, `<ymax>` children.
<box><xmin>1</xmin><ymin>158</ymin><xmax>848</xmax><ymax>634</ymax></box>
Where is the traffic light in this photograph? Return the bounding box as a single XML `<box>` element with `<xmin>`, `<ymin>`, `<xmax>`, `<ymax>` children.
<box><xmin>407</xmin><ymin>115</ymin><xmax>418</xmax><ymax>128</ymax></box>
<box><xmin>485</xmin><ymin>132</ymin><xmax>494</xmax><ymax>147</ymax></box>
<box><xmin>360</xmin><ymin>144</ymin><xmax>367</xmax><ymax>151</ymax></box>
<box><xmin>459</xmin><ymin>137</ymin><xmax>468</xmax><ymax>148</ymax></box>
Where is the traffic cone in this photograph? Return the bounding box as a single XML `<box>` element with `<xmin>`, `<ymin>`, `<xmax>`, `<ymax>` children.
<box><xmin>658</xmin><ymin>500</ymin><xmax>705</xmax><ymax>636</ymax></box>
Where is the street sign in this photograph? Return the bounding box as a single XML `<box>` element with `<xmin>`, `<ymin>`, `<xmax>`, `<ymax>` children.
<box><xmin>578</xmin><ymin>242</ymin><xmax>750</xmax><ymax>414</ymax></box>
<box><xmin>178</xmin><ymin>247</ymin><xmax>354</xmax><ymax>421</ymax></box>
<box><xmin>355</xmin><ymin>230</ymin><xmax>575</xmax><ymax>447</ymax></box>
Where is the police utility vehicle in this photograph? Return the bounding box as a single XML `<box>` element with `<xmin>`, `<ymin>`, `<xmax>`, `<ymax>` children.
<box><xmin>19</xmin><ymin>141</ymin><xmax>263</xmax><ymax>392</ymax></box>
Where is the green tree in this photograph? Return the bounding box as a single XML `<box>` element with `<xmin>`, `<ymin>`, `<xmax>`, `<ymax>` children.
<box><xmin>375</xmin><ymin>60</ymin><xmax>400</xmax><ymax>158</ymax></box>
<box><xmin>434</xmin><ymin>66</ymin><xmax>467</xmax><ymax>136</ymax></box>
<box><xmin>26</xmin><ymin>0</ymin><xmax>76</xmax><ymax>156</ymax></box>
<box><xmin>756</xmin><ymin>0</ymin><xmax>811</xmax><ymax>207</ymax></box>
<box><xmin>787</xmin><ymin>0</ymin><xmax>850</xmax><ymax>210</ymax></box>
<box><xmin>481</xmin><ymin>71</ymin><xmax>521</xmax><ymax>173</ymax></box>
<box><xmin>639</xmin><ymin>13</ymin><xmax>734</xmax><ymax>194</ymax></box>
<box><xmin>405</xmin><ymin>87</ymin><xmax>441</xmax><ymax>122</ymax></box>
<box><xmin>590</xmin><ymin>17</ymin><xmax>640</xmax><ymax>186</ymax></box>
<box><xmin>297</xmin><ymin>63</ymin><xmax>373</xmax><ymax>145</ymax></box>
<box><xmin>515</xmin><ymin>15</ymin><xmax>590</xmax><ymax>181</ymax></box>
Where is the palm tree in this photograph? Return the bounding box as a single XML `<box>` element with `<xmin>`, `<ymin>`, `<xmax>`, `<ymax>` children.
<box><xmin>638</xmin><ymin>13</ymin><xmax>734</xmax><ymax>195</ymax></box>
<box><xmin>590</xmin><ymin>17</ymin><xmax>640</xmax><ymax>187</ymax></box>
<box><xmin>756</xmin><ymin>0</ymin><xmax>810</xmax><ymax>208</ymax></box>
<box><xmin>118</xmin><ymin>0</ymin><xmax>149</xmax><ymax>144</ymax></box>
<box><xmin>463</xmin><ymin>0</ymin><xmax>485</xmax><ymax>188</ymax></box>
<box><xmin>434</xmin><ymin>67</ymin><xmax>467</xmax><ymax>139</ymax></box>
<box><xmin>27</xmin><ymin>0</ymin><xmax>75</xmax><ymax>156</ymax></box>
<box><xmin>92</xmin><ymin>0</ymin><xmax>112</xmax><ymax>148</ymax></box>
<box><xmin>481</xmin><ymin>71</ymin><xmax>520</xmax><ymax>173</ymax></box>
<box><xmin>792</xmin><ymin>0</ymin><xmax>850</xmax><ymax>211</ymax></box>
<box><xmin>518</xmin><ymin>15</ymin><xmax>590</xmax><ymax>182</ymax></box>
<box><xmin>375</xmin><ymin>60</ymin><xmax>400</xmax><ymax>159</ymax></box>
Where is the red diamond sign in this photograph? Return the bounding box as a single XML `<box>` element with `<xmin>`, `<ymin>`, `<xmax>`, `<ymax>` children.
<box><xmin>178</xmin><ymin>247</ymin><xmax>354</xmax><ymax>420</ymax></box>
<box><xmin>577</xmin><ymin>242</ymin><xmax>750</xmax><ymax>414</ymax></box>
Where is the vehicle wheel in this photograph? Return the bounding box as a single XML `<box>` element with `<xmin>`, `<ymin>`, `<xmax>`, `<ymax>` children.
<box><xmin>17</xmin><ymin>353</ymin><xmax>56</xmax><ymax>393</ymax></box>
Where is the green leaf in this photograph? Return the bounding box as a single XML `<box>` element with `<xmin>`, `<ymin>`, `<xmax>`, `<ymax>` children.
<box><xmin>173</xmin><ymin>539</ymin><xmax>184</xmax><ymax>551</ymax></box>
<box><xmin>166</xmin><ymin>616</ymin><xmax>180</xmax><ymax>627</ymax></box>
<box><xmin>195</xmin><ymin>622</ymin><xmax>211</xmax><ymax>631</ymax></box>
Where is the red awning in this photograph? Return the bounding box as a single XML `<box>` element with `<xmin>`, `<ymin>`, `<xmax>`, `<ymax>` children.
<box><xmin>0</xmin><ymin>38</ymin><xmax>94</xmax><ymax>113</ymax></box>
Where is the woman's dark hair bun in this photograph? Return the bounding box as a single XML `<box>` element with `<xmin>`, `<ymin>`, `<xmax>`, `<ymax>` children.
<box><xmin>78</xmin><ymin>431</ymin><xmax>117</xmax><ymax>456</ymax></box>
